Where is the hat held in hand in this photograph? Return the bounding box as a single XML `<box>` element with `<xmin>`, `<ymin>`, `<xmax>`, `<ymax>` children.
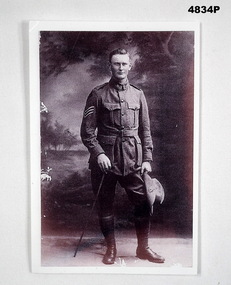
<box><xmin>143</xmin><ymin>172</ymin><xmax>165</xmax><ymax>215</ymax></box>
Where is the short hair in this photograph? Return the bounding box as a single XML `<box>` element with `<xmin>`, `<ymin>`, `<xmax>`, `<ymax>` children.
<box><xmin>109</xmin><ymin>48</ymin><xmax>131</xmax><ymax>62</ymax></box>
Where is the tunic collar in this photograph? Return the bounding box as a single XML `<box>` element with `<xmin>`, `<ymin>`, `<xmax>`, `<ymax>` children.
<box><xmin>109</xmin><ymin>78</ymin><xmax>129</xmax><ymax>91</ymax></box>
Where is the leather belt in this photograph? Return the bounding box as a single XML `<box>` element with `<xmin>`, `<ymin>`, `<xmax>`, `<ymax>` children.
<box><xmin>98</xmin><ymin>128</ymin><xmax>138</xmax><ymax>137</ymax></box>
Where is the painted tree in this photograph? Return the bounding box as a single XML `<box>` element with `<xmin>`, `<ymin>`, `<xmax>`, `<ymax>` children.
<box><xmin>62</xmin><ymin>129</ymin><xmax>78</xmax><ymax>151</ymax></box>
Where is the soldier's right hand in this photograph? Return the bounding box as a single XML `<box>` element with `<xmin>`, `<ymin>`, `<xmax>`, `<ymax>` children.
<box><xmin>97</xmin><ymin>153</ymin><xmax>112</xmax><ymax>174</ymax></box>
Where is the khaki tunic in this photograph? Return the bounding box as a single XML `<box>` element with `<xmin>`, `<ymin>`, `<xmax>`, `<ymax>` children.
<box><xmin>80</xmin><ymin>79</ymin><xmax>153</xmax><ymax>176</ymax></box>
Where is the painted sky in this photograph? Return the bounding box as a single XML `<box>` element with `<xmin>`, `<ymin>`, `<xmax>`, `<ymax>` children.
<box><xmin>41</xmin><ymin>59</ymin><xmax>110</xmax><ymax>144</ymax></box>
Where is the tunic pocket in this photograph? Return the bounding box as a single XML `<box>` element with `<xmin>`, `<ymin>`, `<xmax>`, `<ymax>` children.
<box><xmin>127</xmin><ymin>103</ymin><xmax>140</xmax><ymax>127</ymax></box>
<box><xmin>103</xmin><ymin>103</ymin><xmax>121</xmax><ymax>126</ymax></box>
<box><xmin>97</xmin><ymin>135</ymin><xmax>116</xmax><ymax>164</ymax></box>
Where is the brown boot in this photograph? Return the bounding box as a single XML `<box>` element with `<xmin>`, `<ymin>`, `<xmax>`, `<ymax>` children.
<box><xmin>136</xmin><ymin>246</ymin><xmax>165</xmax><ymax>263</ymax></box>
<box><xmin>99</xmin><ymin>215</ymin><xmax>117</xmax><ymax>265</ymax></box>
<box><xmin>135</xmin><ymin>216</ymin><xmax>165</xmax><ymax>263</ymax></box>
<box><xmin>102</xmin><ymin>244</ymin><xmax>117</xmax><ymax>265</ymax></box>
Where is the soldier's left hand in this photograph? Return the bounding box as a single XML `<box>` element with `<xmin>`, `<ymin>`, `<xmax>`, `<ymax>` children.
<box><xmin>141</xmin><ymin>161</ymin><xmax>152</xmax><ymax>175</ymax></box>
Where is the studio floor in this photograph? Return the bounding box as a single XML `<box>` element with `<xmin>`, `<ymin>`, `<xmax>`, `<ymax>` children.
<box><xmin>41</xmin><ymin>232</ymin><xmax>192</xmax><ymax>269</ymax></box>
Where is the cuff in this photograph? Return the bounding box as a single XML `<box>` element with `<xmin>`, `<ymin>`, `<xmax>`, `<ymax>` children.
<box><xmin>90</xmin><ymin>144</ymin><xmax>105</xmax><ymax>160</ymax></box>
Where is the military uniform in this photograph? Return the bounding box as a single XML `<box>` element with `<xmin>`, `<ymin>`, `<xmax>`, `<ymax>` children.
<box><xmin>80</xmin><ymin>78</ymin><xmax>164</xmax><ymax>264</ymax></box>
<box><xmin>81</xmin><ymin>78</ymin><xmax>153</xmax><ymax>175</ymax></box>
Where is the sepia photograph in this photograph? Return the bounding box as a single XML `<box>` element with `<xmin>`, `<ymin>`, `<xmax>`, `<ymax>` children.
<box><xmin>30</xmin><ymin>21</ymin><xmax>199</xmax><ymax>274</ymax></box>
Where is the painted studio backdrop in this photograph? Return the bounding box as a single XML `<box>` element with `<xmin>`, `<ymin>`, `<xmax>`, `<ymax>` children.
<box><xmin>40</xmin><ymin>31</ymin><xmax>194</xmax><ymax>266</ymax></box>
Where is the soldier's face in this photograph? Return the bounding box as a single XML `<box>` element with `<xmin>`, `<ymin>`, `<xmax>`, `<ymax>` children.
<box><xmin>109</xmin><ymin>54</ymin><xmax>131</xmax><ymax>81</ymax></box>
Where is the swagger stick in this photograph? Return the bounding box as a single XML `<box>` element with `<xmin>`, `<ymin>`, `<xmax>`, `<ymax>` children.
<box><xmin>74</xmin><ymin>173</ymin><xmax>105</xmax><ymax>257</ymax></box>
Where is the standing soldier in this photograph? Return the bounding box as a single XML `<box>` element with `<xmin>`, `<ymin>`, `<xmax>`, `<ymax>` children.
<box><xmin>80</xmin><ymin>48</ymin><xmax>165</xmax><ymax>265</ymax></box>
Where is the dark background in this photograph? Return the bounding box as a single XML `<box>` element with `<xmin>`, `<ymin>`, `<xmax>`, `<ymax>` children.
<box><xmin>40</xmin><ymin>31</ymin><xmax>194</xmax><ymax>237</ymax></box>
